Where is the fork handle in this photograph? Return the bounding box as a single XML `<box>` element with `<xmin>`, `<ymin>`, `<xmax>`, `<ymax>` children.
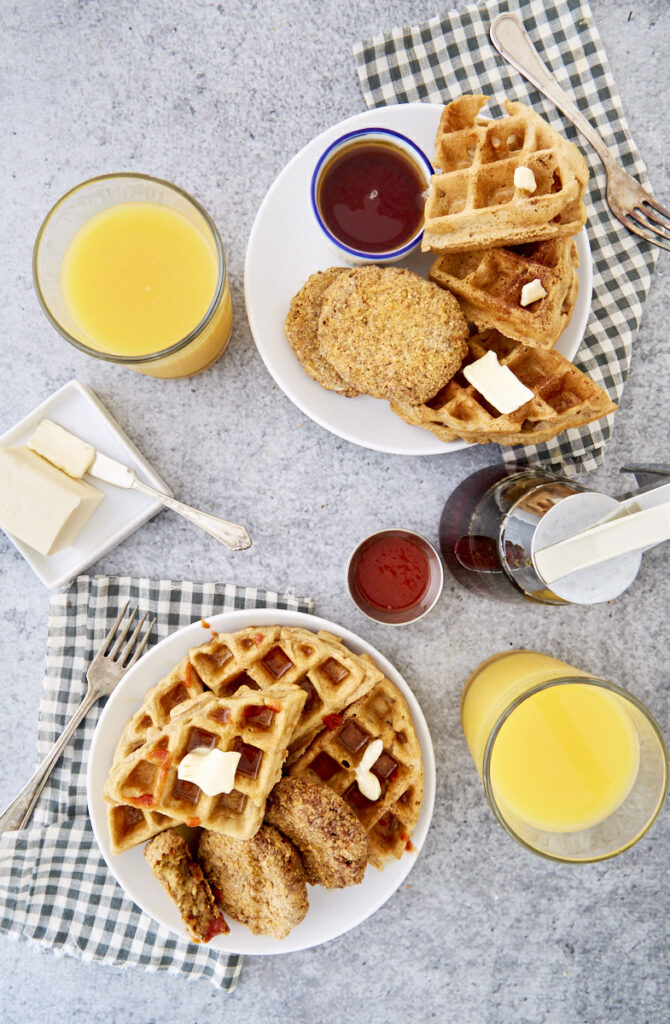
<box><xmin>0</xmin><ymin>689</ymin><xmax>97</xmax><ymax>833</ymax></box>
<box><xmin>490</xmin><ymin>13</ymin><xmax>615</xmax><ymax>169</ymax></box>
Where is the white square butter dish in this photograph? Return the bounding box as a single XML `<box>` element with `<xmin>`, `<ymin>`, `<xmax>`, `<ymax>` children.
<box><xmin>0</xmin><ymin>380</ymin><xmax>171</xmax><ymax>588</ymax></box>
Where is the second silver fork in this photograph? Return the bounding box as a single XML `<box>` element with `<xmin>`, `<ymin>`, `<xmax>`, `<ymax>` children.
<box><xmin>490</xmin><ymin>12</ymin><xmax>670</xmax><ymax>251</ymax></box>
<box><xmin>0</xmin><ymin>603</ymin><xmax>155</xmax><ymax>834</ymax></box>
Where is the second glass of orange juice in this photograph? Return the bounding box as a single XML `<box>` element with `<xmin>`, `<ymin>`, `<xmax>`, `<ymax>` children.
<box><xmin>461</xmin><ymin>651</ymin><xmax>668</xmax><ymax>862</ymax></box>
<box><xmin>34</xmin><ymin>174</ymin><xmax>233</xmax><ymax>379</ymax></box>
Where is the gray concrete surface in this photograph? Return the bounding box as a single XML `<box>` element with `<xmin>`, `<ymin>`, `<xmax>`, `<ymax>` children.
<box><xmin>0</xmin><ymin>0</ymin><xmax>668</xmax><ymax>1021</ymax></box>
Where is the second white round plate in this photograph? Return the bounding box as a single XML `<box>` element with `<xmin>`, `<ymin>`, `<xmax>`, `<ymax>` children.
<box><xmin>87</xmin><ymin>609</ymin><xmax>436</xmax><ymax>955</ymax></box>
<box><xmin>244</xmin><ymin>102</ymin><xmax>593</xmax><ymax>456</ymax></box>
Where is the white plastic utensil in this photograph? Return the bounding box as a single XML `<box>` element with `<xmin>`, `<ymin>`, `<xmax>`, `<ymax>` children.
<box><xmin>534</xmin><ymin>502</ymin><xmax>670</xmax><ymax>586</ymax></box>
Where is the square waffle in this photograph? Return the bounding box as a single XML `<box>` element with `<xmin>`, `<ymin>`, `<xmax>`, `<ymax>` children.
<box><xmin>107</xmin><ymin>656</ymin><xmax>206</xmax><ymax>855</ymax></box>
<box><xmin>429</xmin><ymin>237</ymin><xmax>579</xmax><ymax>349</ymax></box>
<box><xmin>390</xmin><ymin>328</ymin><xmax>616</xmax><ymax>446</ymax></box>
<box><xmin>289</xmin><ymin>678</ymin><xmax>423</xmax><ymax>870</ymax></box>
<box><xmin>189</xmin><ymin>625</ymin><xmax>384</xmax><ymax>763</ymax></box>
<box><xmin>104</xmin><ymin>683</ymin><xmax>306</xmax><ymax>842</ymax></box>
<box><xmin>422</xmin><ymin>95</ymin><xmax>589</xmax><ymax>254</ymax></box>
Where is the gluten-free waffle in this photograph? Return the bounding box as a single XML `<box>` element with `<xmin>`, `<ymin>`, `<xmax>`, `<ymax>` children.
<box><xmin>189</xmin><ymin>625</ymin><xmax>384</xmax><ymax>763</ymax></box>
<box><xmin>289</xmin><ymin>677</ymin><xmax>423</xmax><ymax>870</ymax></box>
<box><xmin>390</xmin><ymin>328</ymin><xmax>616</xmax><ymax>446</ymax></box>
<box><xmin>422</xmin><ymin>95</ymin><xmax>589</xmax><ymax>254</ymax></box>
<box><xmin>429</xmin><ymin>237</ymin><xmax>579</xmax><ymax>348</ymax></box>
<box><xmin>104</xmin><ymin>683</ymin><xmax>306</xmax><ymax>842</ymax></box>
<box><xmin>107</xmin><ymin>657</ymin><xmax>206</xmax><ymax>854</ymax></box>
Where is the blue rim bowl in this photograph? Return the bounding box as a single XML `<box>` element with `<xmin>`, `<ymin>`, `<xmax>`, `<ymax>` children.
<box><xmin>310</xmin><ymin>128</ymin><xmax>433</xmax><ymax>263</ymax></box>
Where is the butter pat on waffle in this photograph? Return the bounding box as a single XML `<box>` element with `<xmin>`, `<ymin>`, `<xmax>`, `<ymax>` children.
<box><xmin>429</xmin><ymin>237</ymin><xmax>579</xmax><ymax>349</ymax></box>
<box><xmin>289</xmin><ymin>678</ymin><xmax>423</xmax><ymax>870</ymax></box>
<box><xmin>107</xmin><ymin>656</ymin><xmax>206</xmax><ymax>854</ymax></box>
<box><xmin>189</xmin><ymin>625</ymin><xmax>384</xmax><ymax>763</ymax></box>
<box><xmin>391</xmin><ymin>329</ymin><xmax>616</xmax><ymax>446</ymax></box>
<box><xmin>422</xmin><ymin>95</ymin><xmax>589</xmax><ymax>254</ymax></box>
<box><xmin>104</xmin><ymin>684</ymin><xmax>306</xmax><ymax>842</ymax></box>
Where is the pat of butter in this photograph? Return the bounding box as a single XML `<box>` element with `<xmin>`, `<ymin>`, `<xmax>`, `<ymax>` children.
<box><xmin>0</xmin><ymin>446</ymin><xmax>103</xmax><ymax>555</ymax></box>
<box><xmin>177</xmin><ymin>747</ymin><xmax>241</xmax><ymax>797</ymax></box>
<box><xmin>463</xmin><ymin>351</ymin><xmax>534</xmax><ymax>416</ymax></box>
<box><xmin>520</xmin><ymin>278</ymin><xmax>547</xmax><ymax>306</ymax></box>
<box><xmin>514</xmin><ymin>166</ymin><xmax>537</xmax><ymax>192</ymax></box>
<box><xmin>356</xmin><ymin>738</ymin><xmax>384</xmax><ymax>802</ymax></box>
<box><xmin>28</xmin><ymin>419</ymin><xmax>95</xmax><ymax>478</ymax></box>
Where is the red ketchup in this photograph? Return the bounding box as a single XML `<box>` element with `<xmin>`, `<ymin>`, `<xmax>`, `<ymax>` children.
<box><xmin>318</xmin><ymin>141</ymin><xmax>426</xmax><ymax>253</ymax></box>
<box><xmin>353</xmin><ymin>534</ymin><xmax>430</xmax><ymax>612</ymax></box>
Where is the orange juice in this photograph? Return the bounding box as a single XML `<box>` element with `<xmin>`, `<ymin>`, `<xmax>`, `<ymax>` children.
<box><xmin>462</xmin><ymin>652</ymin><xmax>640</xmax><ymax>833</ymax></box>
<box><xmin>59</xmin><ymin>200</ymin><xmax>232</xmax><ymax>378</ymax></box>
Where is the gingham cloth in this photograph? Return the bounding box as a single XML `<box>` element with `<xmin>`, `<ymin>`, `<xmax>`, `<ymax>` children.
<box><xmin>0</xmin><ymin>576</ymin><xmax>312</xmax><ymax>990</ymax></box>
<box><xmin>354</xmin><ymin>0</ymin><xmax>659</xmax><ymax>474</ymax></box>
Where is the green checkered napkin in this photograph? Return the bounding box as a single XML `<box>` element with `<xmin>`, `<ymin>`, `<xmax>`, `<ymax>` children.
<box><xmin>0</xmin><ymin>576</ymin><xmax>312</xmax><ymax>991</ymax></box>
<box><xmin>354</xmin><ymin>0</ymin><xmax>659</xmax><ymax>474</ymax></box>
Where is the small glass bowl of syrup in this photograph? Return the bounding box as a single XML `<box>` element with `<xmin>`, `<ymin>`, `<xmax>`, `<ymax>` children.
<box><xmin>347</xmin><ymin>528</ymin><xmax>444</xmax><ymax>625</ymax></box>
<box><xmin>311</xmin><ymin>128</ymin><xmax>432</xmax><ymax>264</ymax></box>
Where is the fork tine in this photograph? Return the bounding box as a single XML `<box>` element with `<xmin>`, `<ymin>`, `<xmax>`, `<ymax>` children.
<box><xmin>641</xmin><ymin>202</ymin><xmax>670</xmax><ymax>230</ymax></box>
<box><xmin>644</xmin><ymin>195</ymin><xmax>670</xmax><ymax>222</ymax></box>
<box><xmin>125</xmin><ymin>616</ymin><xmax>156</xmax><ymax>668</ymax></box>
<box><xmin>99</xmin><ymin>601</ymin><xmax>130</xmax><ymax>656</ymax></box>
<box><xmin>624</xmin><ymin>214</ymin><xmax>670</xmax><ymax>253</ymax></box>
<box><xmin>108</xmin><ymin>607</ymin><xmax>137</xmax><ymax>659</ymax></box>
<box><xmin>629</xmin><ymin>209</ymin><xmax>670</xmax><ymax>242</ymax></box>
<box><xmin>118</xmin><ymin>610</ymin><xmax>149</xmax><ymax>665</ymax></box>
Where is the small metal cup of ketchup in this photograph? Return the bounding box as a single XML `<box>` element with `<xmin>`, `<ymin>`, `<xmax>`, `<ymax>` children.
<box><xmin>311</xmin><ymin>128</ymin><xmax>432</xmax><ymax>264</ymax></box>
<box><xmin>347</xmin><ymin>529</ymin><xmax>444</xmax><ymax>625</ymax></box>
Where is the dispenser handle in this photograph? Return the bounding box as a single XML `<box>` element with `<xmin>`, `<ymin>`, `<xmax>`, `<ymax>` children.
<box><xmin>534</xmin><ymin>502</ymin><xmax>670</xmax><ymax>586</ymax></box>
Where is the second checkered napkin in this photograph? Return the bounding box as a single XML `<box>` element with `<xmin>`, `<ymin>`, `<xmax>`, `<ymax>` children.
<box><xmin>0</xmin><ymin>576</ymin><xmax>312</xmax><ymax>991</ymax></box>
<box><xmin>354</xmin><ymin>0</ymin><xmax>659</xmax><ymax>474</ymax></box>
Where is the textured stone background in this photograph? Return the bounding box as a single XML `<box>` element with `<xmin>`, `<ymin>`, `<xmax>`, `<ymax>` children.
<box><xmin>0</xmin><ymin>1</ymin><xmax>668</xmax><ymax>1021</ymax></box>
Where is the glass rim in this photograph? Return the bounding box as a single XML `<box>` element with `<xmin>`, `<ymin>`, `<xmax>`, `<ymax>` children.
<box><xmin>481</xmin><ymin>674</ymin><xmax>670</xmax><ymax>863</ymax></box>
<box><xmin>32</xmin><ymin>172</ymin><xmax>227</xmax><ymax>365</ymax></box>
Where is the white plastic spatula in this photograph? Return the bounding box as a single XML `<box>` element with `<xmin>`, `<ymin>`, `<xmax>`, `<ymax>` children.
<box><xmin>534</xmin><ymin>501</ymin><xmax>670</xmax><ymax>586</ymax></box>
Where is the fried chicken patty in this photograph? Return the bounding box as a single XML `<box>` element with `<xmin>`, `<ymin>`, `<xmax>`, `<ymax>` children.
<box><xmin>283</xmin><ymin>267</ymin><xmax>358</xmax><ymax>395</ymax></box>
<box><xmin>317</xmin><ymin>265</ymin><xmax>469</xmax><ymax>403</ymax></box>
<box><xmin>264</xmin><ymin>777</ymin><xmax>369</xmax><ymax>888</ymax></box>
<box><xmin>144</xmin><ymin>828</ymin><xmax>229</xmax><ymax>943</ymax></box>
<box><xmin>197</xmin><ymin>825</ymin><xmax>308</xmax><ymax>939</ymax></box>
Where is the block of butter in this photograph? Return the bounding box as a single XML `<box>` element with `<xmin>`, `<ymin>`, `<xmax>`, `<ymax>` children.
<box><xmin>0</xmin><ymin>446</ymin><xmax>103</xmax><ymax>556</ymax></box>
<box><xmin>28</xmin><ymin>418</ymin><xmax>95</xmax><ymax>478</ymax></box>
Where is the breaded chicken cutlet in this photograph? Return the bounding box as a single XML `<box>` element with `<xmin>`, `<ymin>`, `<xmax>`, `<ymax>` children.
<box><xmin>317</xmin><ymin>265</ymin><xmax>469</xmax><ymax>404</ymax></box>
<box><xmin>144</xmin><ymin>829</ymin><xmax>228</xmax><ymax>943</ymax></box>
<box><xmin>265</xmin><ymin>777</ymin><xmax>369</xmax><ymax>888</ymax></box>
<box><xmin>198</xmin><ymin>824</ymin><xmax>308</xmax><ymax>939</ymax></box>
<box><xmin>283</xmin><ymin>267</ymin><xmax>358</xmax><ymax>395</ymax></box>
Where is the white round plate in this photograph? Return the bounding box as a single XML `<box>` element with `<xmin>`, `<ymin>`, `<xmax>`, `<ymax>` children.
<box><xmin>87</xmin><ymin>609</ymin><xmax>436</xmax><ymax>955</ymax></box>
<box><xmin>244</xmin><ymin>102</ymin><xmax>593</xmax><ymax>456</ymax></box>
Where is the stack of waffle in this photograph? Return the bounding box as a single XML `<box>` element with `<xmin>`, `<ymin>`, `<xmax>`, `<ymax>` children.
<box><xmin>103</xmin><ymin>625</ymin><xmax>424</xmax><ymax>940</ymax></box>
<box><xmin>408</xmin><ymin>94</ymin><xmax>614</xmax><ymax>446</ymax></box>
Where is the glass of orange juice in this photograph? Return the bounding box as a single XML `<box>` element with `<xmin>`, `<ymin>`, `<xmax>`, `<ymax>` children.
<box><xmin>461</xmin><ymin>651</ymin><xmax>668</xmax><ymax>862</ymax></box>
<box><xmin>33</xmin><ymin>173</ymin><xmax>233</xmax><ymax>379</ymax></box>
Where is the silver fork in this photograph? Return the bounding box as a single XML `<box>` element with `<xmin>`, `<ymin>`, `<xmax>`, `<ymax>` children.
<box><xmin>490</xmin><ymin>13</ymin><xmax>670</xmax><ymax>252</ymax></box>
<box><xmin>0</xmin><ymin>603</ymin><xmax>155</xmax><ymax>834</ymax></box>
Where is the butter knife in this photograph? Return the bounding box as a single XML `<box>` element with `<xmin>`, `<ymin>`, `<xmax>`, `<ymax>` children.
<box><xmin>89</xmin><ymin>451</ymin><xmax>252</xmax><ymax>550</ymax></box>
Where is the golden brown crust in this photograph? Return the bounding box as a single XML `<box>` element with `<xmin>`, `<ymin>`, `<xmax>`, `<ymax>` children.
<box><xmin>264</xmin><ymin>776</ymin><xmax>369</xmax><ymax>888</ymax></box>
<box><xmin>198</xmin><ymin>825</ymin><xmax>308</xmax><ymax>939</ymax></box>
<box><xmin>144</xmin><ymin>828</ymin><xmax>229</xmax><ymax>943</ymax></box>
<box><xmin>284</xmin><ymin>267</ymin><xmax>358</xmax><ymax>395</ymax></box>
<box><xmin>317</xmin><ymin>266</ymin><xmax>469</xmax><ymax>404</ymax></box>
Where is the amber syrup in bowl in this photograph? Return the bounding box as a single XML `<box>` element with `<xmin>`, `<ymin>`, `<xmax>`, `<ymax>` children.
<box><xmin>311</xmin><ymin>128</ymin><xmax>432</xmax><ymax>263</ymax></box>
<box><xmin>347</xmin><ymin>529</ymin><xmax>444</xmax><ymax>625</ymax></box>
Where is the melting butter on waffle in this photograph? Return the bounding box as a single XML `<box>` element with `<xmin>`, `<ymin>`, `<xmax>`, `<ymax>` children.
<box><xmin>289</xmin><ymin>677</ymin><xmax>423</xmax><ymax>870</ymax></box>
<box><xmin>104</xmin><ymin>683</ymin><xmax>306</xmax><ymax>842</ymax></box>
<box><xmin>422</xmin><ymin>95</ymin><xmax>589</xmax><ymax>254</ymax></box>
<box><xmin>390</xmin><ymin>328</ymin><xmax>616</xmax><ymax>446</ymax></box>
